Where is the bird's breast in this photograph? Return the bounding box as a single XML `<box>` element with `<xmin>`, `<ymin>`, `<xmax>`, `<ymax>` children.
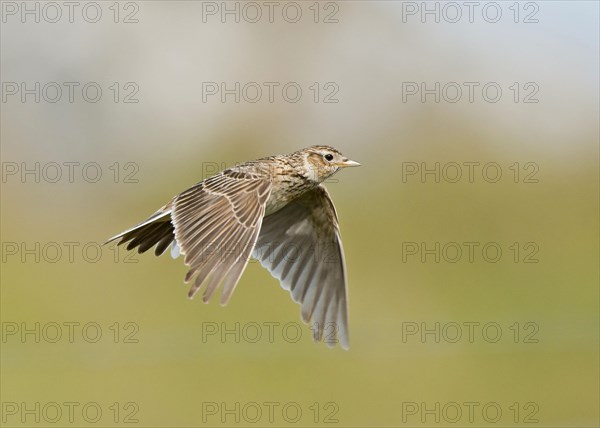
<box><xmin>264</xmin><ymin>179</ymin><xmax>313</xmax><ymax>217</ymax></box>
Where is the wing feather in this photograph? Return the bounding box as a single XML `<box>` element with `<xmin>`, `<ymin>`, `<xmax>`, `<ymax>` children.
<box><xmin>253</xmin><ymin>185</ymin><xmax>350</xmax><ymax>349</ymax></box>
<box><xmin>172</xmin><ymin>171</ymin><xmax>271</xmax><ymax>302</ymax></box>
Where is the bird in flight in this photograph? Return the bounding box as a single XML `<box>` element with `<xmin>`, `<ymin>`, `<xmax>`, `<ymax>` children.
<box><xmin>106</xmin><ymin>146</ymin><xmax>360</xmax><ymax>349</ymax></box>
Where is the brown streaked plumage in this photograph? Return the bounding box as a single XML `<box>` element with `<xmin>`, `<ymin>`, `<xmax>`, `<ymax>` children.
<box><xmin>106</xmin><ymin>146</ymin><xmax>360</xmax><ymax>349</ymax></box>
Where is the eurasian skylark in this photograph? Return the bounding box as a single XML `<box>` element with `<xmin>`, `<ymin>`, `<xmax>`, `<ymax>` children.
<box><xmin>107</xmin><ymin>146</ymin><xmax>360</xmax><ymax>349</ymax></box>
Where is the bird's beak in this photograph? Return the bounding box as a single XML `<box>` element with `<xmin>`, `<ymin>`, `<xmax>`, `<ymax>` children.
<box><xmin>338</xmin><ymin>158</ymin><xmax>361</xmax><ymax>168</ymax></box>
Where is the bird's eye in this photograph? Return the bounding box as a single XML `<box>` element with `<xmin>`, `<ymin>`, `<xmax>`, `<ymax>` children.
<box><xmin>324</xmin><ymin>154</ymin><xmax>334</xmax><ymax>161</ymax></box>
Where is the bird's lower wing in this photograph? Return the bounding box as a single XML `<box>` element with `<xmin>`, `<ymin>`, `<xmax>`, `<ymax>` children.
<box><xmin>172</xmin><ymin>170</ymin><xmax>272</xmax><ymax>305</ymax></box>
<box><xmin>253</xmin><ymin>185</ymin><xmax>350</xmax><ymax>350</ymax></box>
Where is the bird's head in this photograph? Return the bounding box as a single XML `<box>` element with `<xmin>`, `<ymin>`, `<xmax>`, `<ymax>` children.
<box><xmin>300</xmin><ymin>145</ymin><xmax>360</xmax><ymax>183</ymax></box>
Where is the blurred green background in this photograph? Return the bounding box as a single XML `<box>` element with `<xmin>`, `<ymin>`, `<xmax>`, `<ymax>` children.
<box><xmin>1</xmin><ymin>1</ymin><xmax>598</xmax><ymax>427</ymax></box>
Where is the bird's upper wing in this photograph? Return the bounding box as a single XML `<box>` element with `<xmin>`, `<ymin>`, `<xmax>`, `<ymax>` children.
<box><xmin>253</xmin><ymin>185</ymin><xmax>350</xmax><ymax>349</ymax></box>
<box><xmin>172</xmin><ymin>169</ymin><xmax>271</xmax><ymax>305</ymax></box>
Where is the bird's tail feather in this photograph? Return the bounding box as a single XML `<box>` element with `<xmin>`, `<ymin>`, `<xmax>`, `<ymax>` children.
<box><xmin>105</xmin><ymin>210</ymin><xmax>177</xmax><ymax>257</ymax></box>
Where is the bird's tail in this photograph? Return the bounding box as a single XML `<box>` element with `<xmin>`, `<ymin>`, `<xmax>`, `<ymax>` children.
<box><xmin>105</xmin><ymin>208</ymin><xmax>180</xmax><ymax>258</ymax></box>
